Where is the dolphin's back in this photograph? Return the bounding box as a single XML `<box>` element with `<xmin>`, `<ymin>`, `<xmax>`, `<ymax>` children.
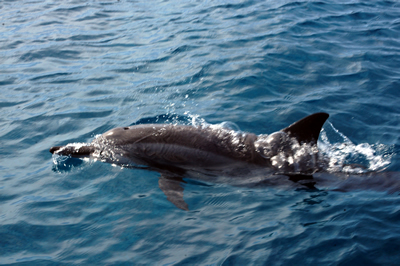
<box><xmin>96</xmin><ymin>124</ymin><xmax>267</xmax><ymax>169</ymax></box>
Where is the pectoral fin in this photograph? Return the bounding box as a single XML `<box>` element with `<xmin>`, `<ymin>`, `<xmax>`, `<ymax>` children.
<box><xmin>158</xmin><ymin>174</ymin><xmax>189</xmax><ymax>211</ymax></box>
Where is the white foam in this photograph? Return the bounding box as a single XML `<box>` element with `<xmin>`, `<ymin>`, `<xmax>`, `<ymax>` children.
<box><xmin>318</xmin><ymin>122</ymin><xmax>392</xmax><ymax>173</ymax></box>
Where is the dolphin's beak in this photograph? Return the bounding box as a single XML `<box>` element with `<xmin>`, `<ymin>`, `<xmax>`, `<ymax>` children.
<box><xmin>50</xmin><ymin>146</ymin><xmax>63</xmax><ymax>154</ymax></box>
<box><xmin>49</xmin><ymin>145</ymin><xmax>95</xmax><ymax>157</ymax></box>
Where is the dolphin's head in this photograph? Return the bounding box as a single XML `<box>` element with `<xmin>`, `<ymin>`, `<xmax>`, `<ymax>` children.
<box><xmin>94</xmin><ymin>124</ymin><xmax>168</xmax><ymax>146</ymax></box>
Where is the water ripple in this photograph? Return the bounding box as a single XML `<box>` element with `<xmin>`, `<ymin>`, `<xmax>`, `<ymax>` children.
<box><xmin>1</xmin><ymin>0</ymin><xmax>400</xmax><ymax>264</ymax></box>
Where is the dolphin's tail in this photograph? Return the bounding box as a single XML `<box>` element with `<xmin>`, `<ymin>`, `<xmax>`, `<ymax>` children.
<box><xmin>49</xmin><ymin>144</ymin><xmax>95</xmax><ymax>157</ymax></box>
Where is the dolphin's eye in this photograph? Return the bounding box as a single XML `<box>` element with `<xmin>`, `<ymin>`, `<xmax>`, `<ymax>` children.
<box><xmin>123</xmin><ymin>127</ymin><xmax>129</xmax><ymax>130</ymax></box>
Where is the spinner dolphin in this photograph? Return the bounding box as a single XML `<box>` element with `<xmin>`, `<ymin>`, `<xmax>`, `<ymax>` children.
<box><xmin>50</xmin><ymin>112</ymin><xmax>329</xmax><ymax>210</ymax></box>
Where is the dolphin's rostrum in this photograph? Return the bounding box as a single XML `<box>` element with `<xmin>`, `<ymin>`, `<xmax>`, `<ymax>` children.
<box><xmin>50</xmin><ymin>112</ymin><xmax>329</xmax><ymax>210</ymax></box>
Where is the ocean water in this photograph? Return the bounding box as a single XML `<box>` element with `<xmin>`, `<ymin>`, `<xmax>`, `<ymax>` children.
<box><xmin>1</xmin><ymin>0</ymin><xmax>400</xmax><ymax>264</ymax></box>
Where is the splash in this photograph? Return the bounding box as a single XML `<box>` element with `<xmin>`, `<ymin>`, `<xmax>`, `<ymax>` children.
<box><xmin>51</xmin><ymin>143</ymin><xmax>91</xmax><ymax>173</ymax></box>
<box><xmin>185</xmin><ymin>112</ymin><xmax>206</xmax><ymax>127</ymax></box>
<box><xmin>52</xmin><ymin>152</ymin><xmax>70</xmax><ymax>166</ymax></box>
<box><xmin>318</xmin><ymin>122</ymin><xmax>392</xmax><ymax>174</ymax></box>
<box><xmin>255</xmin><ymin>133</ymin><xmax>320</xmax><ymax>175</ymax></box>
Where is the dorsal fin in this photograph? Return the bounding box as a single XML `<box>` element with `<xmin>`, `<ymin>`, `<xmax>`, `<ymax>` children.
<box><xmin>282</xmin><ymin>112</ymin><xmax>329</xmax><ymax>144</ymax></box>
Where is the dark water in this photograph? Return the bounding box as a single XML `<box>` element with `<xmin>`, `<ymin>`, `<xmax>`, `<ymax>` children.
<box><xmin>1</xmin><ymin>0</ymin><xmax>400</xmax><ymax>264</ymax></box>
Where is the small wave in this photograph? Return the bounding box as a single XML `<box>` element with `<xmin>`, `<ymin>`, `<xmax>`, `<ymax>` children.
<box><xmin>52</xmin><ymin>154</ymin><xmax>86</xmax><ymax>173</ymax></box>
<box><xmin>319</xmin><ymin>122</ymin><xmax>393</xmax><ymax>173</ymax></box>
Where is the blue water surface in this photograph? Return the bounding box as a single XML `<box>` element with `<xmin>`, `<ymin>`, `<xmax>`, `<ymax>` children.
<box><xmin>1</xmin><ymin>0</ymin><xmax>400</xmax><ymax>265</ymax></box>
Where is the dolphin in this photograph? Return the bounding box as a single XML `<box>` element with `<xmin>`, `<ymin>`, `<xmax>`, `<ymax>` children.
<box><xmin>50</xmin><ymin>112</ymin><xmax>329</xmax><ymax>210</ymax></box>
